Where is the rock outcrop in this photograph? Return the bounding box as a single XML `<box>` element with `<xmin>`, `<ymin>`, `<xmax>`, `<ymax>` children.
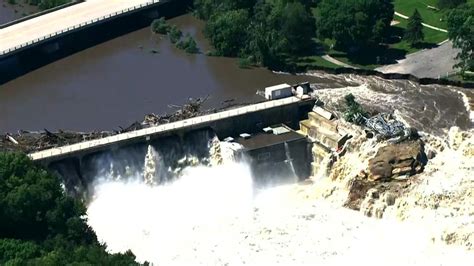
<box><xmin>312</xmin><ymin>125</ymin><xmax>474</xmax><ymax>251</ymax></box>
<box><xmin>367</xmin><ymin>140</ymin><xmax>425</xmax><ymax>181</ymax></box>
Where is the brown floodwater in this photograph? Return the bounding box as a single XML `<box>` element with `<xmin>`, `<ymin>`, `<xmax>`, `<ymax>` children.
<box><xmin>0</xmin><ymin>15</ymin><xmax>348</xmax><ymax>132</ymax></box>
<box><xmin>0</xmin><ymin>0</ymin><xmax>39</xmax><ymax>25</ymax></box>
<box><xmin>0</xmin><ymin>14</ymin><xmax>471</xmax><ymax>135</ymax></box>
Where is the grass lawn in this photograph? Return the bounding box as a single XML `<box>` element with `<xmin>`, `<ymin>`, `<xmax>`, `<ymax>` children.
<box><xmin>302</xmin><ymin>1</ymin><xmax>460</xmax><ymax>70</ymax></box>
<box><xmin>390</xmin><ymin>19</ymin><xmax>448</xmax><ymax>53</ymax></box>
<box><xmin>394</xmin><ymin>0</ymin><xmax>474</xmax><ymax>29</ymax></box>
<box><xmin>393</xmin><ymin>0</ymin><xmax>447</xmax><ymax>28</ymax></box>
<box><xmin>320</xmin><ymin>17</ymin><xmax>449</xmax><ymax>70</ymax></box>
<box><xmin>295</xmin><ymin>55</ymin><xmax>340</xmax><ymax>69</ymax></box>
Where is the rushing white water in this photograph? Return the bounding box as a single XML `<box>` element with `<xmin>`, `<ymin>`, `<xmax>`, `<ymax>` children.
<box><xmin>87</xmin><ymin>163</ymin><xmax>474</xmax><ymax>265</ymax></box>
<box><xmin>86</xmin><ymin>139</ymin><xmax>474</xmax><ymax>265</ymax></box>
<box><xmin>87</xmin><ymin>162</ymin><xmax>254</xmax><ymax>265</ymax></box>
<box><xmin>86</xmin><ymin>74</ymin><xmax>474</xmax><ymax>265</ymax></box>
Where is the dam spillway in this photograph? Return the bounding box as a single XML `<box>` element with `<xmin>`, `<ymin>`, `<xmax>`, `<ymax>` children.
<box><xmin>35</xmin><ymin>96</ymin><xmax>316</xmax><ymax>197</ymax></box>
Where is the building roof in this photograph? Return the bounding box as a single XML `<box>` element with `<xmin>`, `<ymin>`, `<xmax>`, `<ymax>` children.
<box><xmin>265</xmin><ymin>83</ymin><xmax>292</xmax><ymax>93</ymax></box>
<box><xmin>236</xmin><ymin>129</ymin><xmax>305</xmax><ymax>151</ymax></box>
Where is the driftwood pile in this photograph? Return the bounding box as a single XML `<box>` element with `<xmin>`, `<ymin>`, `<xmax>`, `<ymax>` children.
<box><xmin>1</xmin><ymin>98</ymin><xmax>210</xmax><ymax>154</ymax></box>
<box><xmin>143</xmin><ymin>97</ymin><xmax>207</xmax><ymax>126</ymax></box>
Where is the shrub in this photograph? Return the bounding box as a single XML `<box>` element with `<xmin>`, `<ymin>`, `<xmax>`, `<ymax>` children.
<box><xmin>151</xmin><ymin>18</ymin><xmax>170</xmax><ymax>34</ymax></box>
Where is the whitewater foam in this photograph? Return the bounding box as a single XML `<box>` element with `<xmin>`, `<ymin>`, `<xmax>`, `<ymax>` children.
<box><xmin>87</xmin><ymin>168</ymin><xmax>474</xmax><ymax>265</ymax></box>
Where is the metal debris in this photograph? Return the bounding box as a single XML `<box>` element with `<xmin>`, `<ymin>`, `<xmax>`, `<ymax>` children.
<box><xmin>362</xmin><ymin>113</ymin><xmax>417</xmax><ymax>143</ymax></box>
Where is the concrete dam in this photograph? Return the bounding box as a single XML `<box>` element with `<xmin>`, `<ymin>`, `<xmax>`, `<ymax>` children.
<box><xmin>33</xmin><ymin>96</ymin><xmax>316</xmax><ymax>198</ymax></box>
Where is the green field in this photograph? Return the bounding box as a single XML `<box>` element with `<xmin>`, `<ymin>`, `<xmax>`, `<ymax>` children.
<box><xmin>390</xmin><ymin>19</ymin><xmax>448</xmax><ymax>54</ymax></box>
<box><xmin>394</xmin><ymin>0</ymin><xmax>447</xmax><ymax>28</ymax></box>
<box><xmin>394</xmin><ymin>0</ymin><xmax>474</xmax><ymax>29</ymax></box>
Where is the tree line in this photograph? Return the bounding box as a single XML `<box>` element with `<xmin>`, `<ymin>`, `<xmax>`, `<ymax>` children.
<box><xmin>446</xmin><ymin>4</ymin><xmax>474</xmax><ymax>76</ymax></box>
<box><xmin>193</xmin><ymin>0</ymin><xmax>472</xmax><ymax>75</ymax></box>
<box><xmin>0</xmin><ymin>152</ymin><xmax>143</xmax><ymax>265</ymax></box>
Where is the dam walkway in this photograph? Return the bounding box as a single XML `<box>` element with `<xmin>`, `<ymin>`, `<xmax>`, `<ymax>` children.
<box><xmin>29</xmin><ymin>97</ymin><xmax>308</xmax><ymax>162</ymax></box>
<box><xmin>0</xmin><ymin>0</ymin><xmax>162</xmax><ymax>57</ymax></box>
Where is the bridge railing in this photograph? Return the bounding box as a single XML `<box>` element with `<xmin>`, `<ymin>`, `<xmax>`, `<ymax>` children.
<box><xmin>0</xmin><ymin>0</ymin><xmax>161</xmax><ymax>56</ymax></box>
<box><xmin>29</xmin><ymin>97</ymin><xmax>301</xmax><ymax>161</ymax></box>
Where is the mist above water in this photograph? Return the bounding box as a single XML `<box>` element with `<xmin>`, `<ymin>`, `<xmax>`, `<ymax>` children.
<box><xmin>87</xmin><ymin>161</ymin><xmax>474</xmax><ymax>265</ymax></box>
<box><xmin>87</xmin><ymin>162</ymin><xmax>254</xmax><ymax>264</ymax></box>
<box><xmin>86</xmin><ymin>138</ymin><xmax>474</xmax><ymax>265</ymax></box>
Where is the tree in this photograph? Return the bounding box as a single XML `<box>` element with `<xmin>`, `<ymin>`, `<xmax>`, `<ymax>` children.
<box><xmin>447</xmin><ymin>6</ymin><xmax>474</xmax><ymax>75</ymax></box>
<box><xmin>168</xmin><ymin>25</ymin><xmax>183</xmax><ymax>44</ymax></box>
<box><xmin>151</xmin><ymin>18</ymin><xmax>170</xmax><ymax>34</ymax></box>
<box><xmin>437</xmin><ymin>0</ymin><xmax>466</xmax><ymax>9</ymax></box>
<box><xmin>404</xmin><ymin>9</ymin><xmax>425</xmax><ymax>46</ymax></box>
<box><xmin>195</xmin><ymin>0</ymin><xmax>317</xmax><ymax>68</ymax></box>
<box><xmin>343</xmin><ymin>93</ymin><xmax>367</xmax><ymax>124</ymax></box>
<box><xmin>176</xmin><ymin>34</ymin><xmax>200</xmax><ymax>54</ymax></box>
<box><xmin>275</xmin><ymin>1</ymin><xmax>316</xmax><ymax>55</ymax></box>
<box><xmin>194</xmin><ymin>0</ymin><xmax>255</xmax><ymax>20</ymax></box>
<box><xmin>0</xmin><ymin>152</ymin><xmax>141</xmax><ymax>265</ymax></box>
<box><xmin>205</xmin><ymin>9</ymin><xmax>250</xmax><ymax>56</ymax></box>
<box><xmin>316</xmin><ymin>0</ymin><xmax>393</xmax><ymax>50</ymax></box>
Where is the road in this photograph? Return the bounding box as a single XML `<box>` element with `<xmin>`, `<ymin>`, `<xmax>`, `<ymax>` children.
<box><xmin>0</xmin><ymin>0</ymin><xmax>158</xmax><ymax>55</ymax></box>
<box><xmin>321</xmin><ymin>55</ymin><xmax>357</xmax><ymax>69</ymax></box>
<box><xmin>376</xmin><ymin>41</ymin><xmax>459</xmax><ymax>78</ymax></box>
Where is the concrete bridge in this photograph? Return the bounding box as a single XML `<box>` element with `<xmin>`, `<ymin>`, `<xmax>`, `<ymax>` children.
<box><xmin>0</xmin><ymin>0</ymin><xmax>190</xmax><ymax>84</ymax></box>
<box><xmin>0</xmin><ymin>0</ymin><xmax>163</xmax><ymax>57</ymax></box>
<box><xmin>30</xmin><ymin>97</ymin><xmax>315</xmax><ymax>164</ymax></box>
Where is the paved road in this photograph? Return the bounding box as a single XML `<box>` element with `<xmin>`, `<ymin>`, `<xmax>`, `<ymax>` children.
<box><xmin>376</xmin><ymin>41</ymin><xmax>460</xmax><ymax>78</ymax></box>
<box><xmin>0</xmin><ymin>0</ymin><xmax>158</xmax><ymax>55</ymax></box>
<box><xmin>321</xmin><ymin>55</ymin><xmax>357</xmax><ymax>69</ymax></box>
<box><xmin>394</xmin><ymin>12</ymin><xmax>447</xmax><ymax>33</ymax></box>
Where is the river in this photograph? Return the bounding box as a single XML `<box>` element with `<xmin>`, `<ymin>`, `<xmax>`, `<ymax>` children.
<box><xmin>0</xmin><ymin>0</ymin><xmax>39</xmax><ymax>25</ymax></box>
<box><xmin>0</xmin><ymin>14</ymin><xmax>472</xmax><ymax>135</ymax></box>
<box><xmin>2</xmin><ymin>11</ymin><xmax>473</xmax><ymax>265</ymax></box>
<box><xmin>0</xmin><ymin>14</ymin><xmax>350</xmax><ymax>132</ymax></box>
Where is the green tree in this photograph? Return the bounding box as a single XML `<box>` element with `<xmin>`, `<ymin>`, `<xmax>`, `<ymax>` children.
<box><xmin>447</xmin><ymin>6</ymin><xmax>474</xmax><ymax>75</ymax></box>
<box><xmin>168</xmin><ymin>25</ymin><xmax>183</xmax><ymax>44</ymax></box>
<box><xmin>343</xmin><ymin>93</ymin><xmax>367</xmax><ymax>124</ymax></box>
<box><xmin>205</xmin><ymin>9</ymin><xmax>250</xmax><ymax>56</ymax></box>
<box><xmin>194</xmin><ymin>0</ymin><xmax>255</xmax><ymax>20</ymax></box>
<box><xmin>151</xmin><ymin>18</ymin><xmax>170</xmax><ymax>34</ymax></box>
<box><xmin>273</xmin><ymin>1</ymin><xmax>316</xmax><ymax>55</ymax></box>
<box><xmin>316</xmin><ymin>0</ymin><xmax>393</xmax><ymax>50</ymax></box>
<box><xmin>195</xmin><ymin>0</ymin><xmax>317</xmax><ymax>69</ymax></box>
<box><xmin>437</xmin><ymin>0</ymin><xmax>466</xmax><ymax>9</ymax></box>
<box><xmin>0</xmin><ymin>152</ymin><xmax>141</xmax><ymax>265</ymax></box>
<box><xmin>177</xmin><ymin>33</ymin><xmax>200</xmax><ymax>54</ymax></box>
<box><xmin>404</xmin><ymin>9</ymin><xmax>425</xmax><ymax>46</ymax></box>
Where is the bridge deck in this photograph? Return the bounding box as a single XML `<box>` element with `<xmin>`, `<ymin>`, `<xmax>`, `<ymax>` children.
<box><xmin>29</xmin><ymin>97</ymin><xmax>305</xmax><ymax>161</ymax></box>
<box><xmin>0</xmin><ymin>0</ymin><xmax>159</xmax><ymax>56</ymax></box>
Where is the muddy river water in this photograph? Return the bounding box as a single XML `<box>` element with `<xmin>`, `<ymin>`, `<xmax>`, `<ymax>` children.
<box><xmin>0</xmin><ymin>14</ymin><xmax>472</xmax><ymax>134</ymax></box>
<box><xmin>0</xmin><ymin>0</ymin><xmax>39</xmax><ymax>25</ymax></box>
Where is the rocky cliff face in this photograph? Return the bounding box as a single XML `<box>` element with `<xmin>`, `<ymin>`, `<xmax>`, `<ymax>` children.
<box><xmin>367</xmin><ymin>140</ymin><xmax>425</xmax><ymax>182</ymax></box>
<box><xmin>311</xmin><ymin>126</ymin><xmax>474</xmax><ymax>251</ymax></box>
